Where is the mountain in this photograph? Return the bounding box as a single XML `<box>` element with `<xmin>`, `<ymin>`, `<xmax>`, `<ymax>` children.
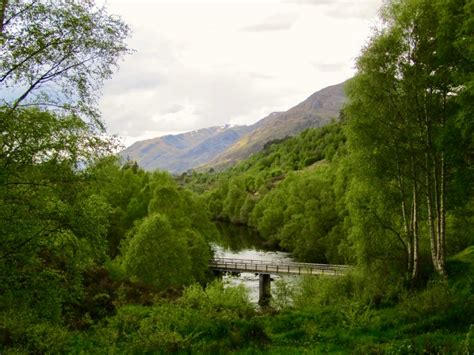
<box><xmin>205</xmin><ymin>81</ymin><xmax>346</xmax><ymax>169</ymax></box>
<box><xmin>121</xmin><ymin>125</ymin><xmax>253</xmax><ymax>173</ymax></box>
<box><xmin>121</xmin><ymin>81</ymin><xmax>346</xmax><ymax>173</ymax></box>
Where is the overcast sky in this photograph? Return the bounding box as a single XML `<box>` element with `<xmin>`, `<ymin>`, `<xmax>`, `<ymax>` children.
<box><xmin>99</xmin><ymin>0</ymin><xmax>383</xmax><ymax>146</ymax></box>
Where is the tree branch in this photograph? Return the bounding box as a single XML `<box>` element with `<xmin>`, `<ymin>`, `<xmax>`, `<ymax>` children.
<box><xmin>2</xmin><ymin>0</ymin><xmax>38</xmax><ymax>31</ymax></box>
<box><xmin>11</xmin><ymin>53</ymin><xmax>71</xmax><ymax>110</ymax></box>
<box><xmin>0</xmin><ymin>224</ymin><xmax>60</xmax><ymax>260</ymax></box>
<box><xmin>0</xmin><ymin>39</ymin><xmax>68</xmax><ymax>83</ymax></box>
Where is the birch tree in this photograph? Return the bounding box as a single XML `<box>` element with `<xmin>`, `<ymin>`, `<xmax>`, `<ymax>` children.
<box><xmin>0</xmin><ymin>0</ymin><xmax>130</xmax><ymax>125</ymax></box>
<box><xmin>345</xmin><ymin>0</ymin><xmax>473</xmax><ymax>278</ymax></box>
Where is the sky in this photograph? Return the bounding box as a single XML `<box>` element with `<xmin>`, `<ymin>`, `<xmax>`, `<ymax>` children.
<box><xmin>98</xmin><ymin>0</ymin><xmax>384</xmax><ymax>146</ymax></box>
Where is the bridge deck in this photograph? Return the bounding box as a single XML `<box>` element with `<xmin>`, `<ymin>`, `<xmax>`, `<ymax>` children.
<box><xmin>209</xmin><ymin>257</ymin><xmax>351</xmax><ymax>276</ymax></box>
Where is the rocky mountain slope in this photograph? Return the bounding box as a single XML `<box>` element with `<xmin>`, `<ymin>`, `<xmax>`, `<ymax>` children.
<box><xmin>121</xmin><ymin>81</ymin><xmax>346</xmax><ymax>173</ymax></box>
<box><xmin>205</xmin><ymin>81</ymin><xmax>346</xmax><ymax>169</ymax></box>
<box><xmin>121</xmin><ymin>125</ymin><xmax>253</xmax><ymax>172</ymax></box>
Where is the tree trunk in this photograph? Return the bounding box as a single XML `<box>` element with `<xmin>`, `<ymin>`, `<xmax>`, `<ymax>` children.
<box><xmin>438</xmin><ymin>153</ymin><xmax>447</xmax><ymax>276</ymax></box>
<box><xmin>437</xmin><ymin>93</ymin><xmax>448</xmax><ymax>277</ymax></box>
<box><xmin>411</xmin><ymin>182</ymin><xmax>419</xmax><ymax>280</ymax></box>
<box><xmin>426</xmin><ymin>153</ymin><xmax>440</xmax><ymax>273</ymax></box>
<box><xmin>396</xmin><ymin>158</ymin><xmax>412</xmax><ymax>274</ymax></box>
<box><xmin>410</xmin><ymin>151</ymin><xmax>420</xmax><ymax>281</ymax></box>
<box><xmin>406</xmin><ymin>204</ymin><xmax>413</xmax><ymax>275</ymax></box>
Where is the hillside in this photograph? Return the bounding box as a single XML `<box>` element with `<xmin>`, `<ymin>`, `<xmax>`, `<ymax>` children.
<box><xmin>120</xmin><ymin>125</ymin><xmax>252</xmax><ymax>173</ymax></box>
<box><xmin>121</xmin><ymin>81</ymin><xmax>346</xmax><ymax>173</ymax></box>
<box><xmin>204</xmin><ymin>81</ymin><xmax>346</xmax><ymax>169</ymax></box>
<box><xmin>182</xmin><ymin>122</ymin><xmax>348</xmax><ymax>262</ymax></box>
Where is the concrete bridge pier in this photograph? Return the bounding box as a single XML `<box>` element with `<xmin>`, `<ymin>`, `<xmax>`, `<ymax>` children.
<box><xmin>258</xmin><ymin>273</ymin><xmax>271</xmax><ymax>307</ymax></box>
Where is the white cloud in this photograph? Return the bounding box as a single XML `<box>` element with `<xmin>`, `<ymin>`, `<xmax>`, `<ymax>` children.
<box><xmin>311</xmin><ymin>61</ymin><xmax>346</xmax><ymax>72</ymax></box>
<box><xmin>287</xmin><ymin>0</ymin><xmax>381</xmax><ymax>19</ymax></box>
<box><xmin>242</xmin><ymin>13</ymin><xmax>299</xmax><ymax>32</ymax></box>
<box><xmin>99</xmin><ymin>0</ymin><xmax>383</xmax><ymax>144</ymax></box>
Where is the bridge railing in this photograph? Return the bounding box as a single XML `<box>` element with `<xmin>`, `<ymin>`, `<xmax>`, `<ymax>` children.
<box><xmin>209</xmin><ymin>257</ymin><xmax>352</xmax><ymax>275</ymax></box>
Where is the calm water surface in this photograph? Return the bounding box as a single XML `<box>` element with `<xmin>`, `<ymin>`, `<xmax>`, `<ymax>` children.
<box><xmin>211</xmin><ymin>222</ymin><xmax>296</xmax><ymax>304</ymax></box>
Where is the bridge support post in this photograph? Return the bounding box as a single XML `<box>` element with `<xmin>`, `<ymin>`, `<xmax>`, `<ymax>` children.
<box><xmin>258</xmin><ymin>273</ymin><xmax>271</xmax><ymax>307</ymax></box>
<box><xmin>212</xmin><ymin>269</ymin><xmax>223</xmax><ymax>280</ymax></box>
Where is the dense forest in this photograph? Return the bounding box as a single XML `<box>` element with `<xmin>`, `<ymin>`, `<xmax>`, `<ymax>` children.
<box><xmin>1</xmin><ymin>0</ymin><xmax>473</xmax><ymax>353</ymax></box>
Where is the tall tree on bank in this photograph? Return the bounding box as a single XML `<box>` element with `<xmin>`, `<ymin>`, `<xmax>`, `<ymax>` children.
<box><xmin>345</xmin><ymin>0</ymin><xmax>473</xmax><ymax>278</ymax></box>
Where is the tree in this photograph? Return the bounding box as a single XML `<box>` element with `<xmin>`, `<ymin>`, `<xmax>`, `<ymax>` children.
<box><xmin>85</xmin><ymin>157</ymin><xmax>151</xmax><ymax>258</ymax></box>
<box><xmin>0</xmin><ymin>0</ymin><xmax>130</xmax><ymax>323</ymax></box>
<box><xmin>0</xmin><ymin>109</ymin><xmax>114</xmax><ymax>324</ymax></box>
<box><xmin>0</xmin><ymin>0</ymin><xmax>130</xmax><ymax>123</ymax></box>
<box><xmin>122</xmin><ymin>214</ymin><xmax>210</xmax><ymax>290</ymax></box>
<box><xmin>123</xmin><ymin>214</ymin><xmax>189</xmax><ymax>289</ymax></box>
<box><xmin>345</xmin><ymin>0</ymin><xmax>473</xmax><ymax>278</ymax></box>
<box><xmin>0</xmin><ymin>108</ymin><xmax>112</xmax><ymax>262</ymax></box>
<box><xmin>0</xmin><ymin>0</ymin><xmax>130</xmax><ymax>261</ymax></box>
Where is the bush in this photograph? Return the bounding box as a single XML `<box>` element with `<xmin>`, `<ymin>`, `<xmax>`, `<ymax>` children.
<box><xmin>87</xmin><ymin>282</ymin><xmax>264</xmax><ymax>353</ymax></box>
<box><xmin>122</xmin><ymin>214</ymin><xmax>192</xmax><ymax>289</ymax></box>
<box><xmin>179</xmin><ymin>280</ymin><xmax>255</xmax><ymax>319</ymax></box>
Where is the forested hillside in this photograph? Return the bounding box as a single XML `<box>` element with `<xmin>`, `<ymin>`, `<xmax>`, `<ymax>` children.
<box><xmin>1</xmin><ymin>0</ymin><xmax>473</xmax><ymax>353</ymax></box>
<box><xmin>182</xmin><ymin>123</ymin><xmax>350</xmax><ymax>264</ymax></box>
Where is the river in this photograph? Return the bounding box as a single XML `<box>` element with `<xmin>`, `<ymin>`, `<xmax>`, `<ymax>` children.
<box><xmin>211</xmin><ymin>222</ymin><xmax>296</xmax><ymax>304</ymax></box>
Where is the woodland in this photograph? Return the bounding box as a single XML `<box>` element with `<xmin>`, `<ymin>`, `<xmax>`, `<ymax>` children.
<box><xmin>0</xmin><ymin>0</ymin><xmax>473</xmax><ymax>353</ymax></box>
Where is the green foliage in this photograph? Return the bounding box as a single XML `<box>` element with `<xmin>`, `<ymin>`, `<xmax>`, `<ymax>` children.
<box><xmin>0</xmin><ymin>0</ymin><xmax>130</xmax><ymax>120</ymax></box>
<box><xmin>189</xmin><ymin>123</ymin><xmax>350</xmax><ymax>263</ymax></box>
<box><xmin>85</xmin><ymin>157</ymin><xmax>151</xmax><ymax>257</ymax></box>
<box><xmin>78</xmin><ymin>282</ymin><xmax>262</xmax><ymax>353</ymax></box>
<box><xmin>122</xmin><ymin>214</ymin><xmax>191</xmax><ymax>288</ymax></box>
<box><xmin>344</xmin><ymin>0</ymin><xmax>474</xmax><ymax>277</ymax></box>
<box><xmin>1</xmin><ymin>0</ymin><xmax>130</xmax><ymax>337</ymax></box>
<box><xmin>179</xmin><ymin>281</ymin><xmax>255</xmax><ymax>318</ymax></box>
<box><xmin>1</xmin><ymin>0</ymin><xmax>473</xmax><ymax>353</ymax></box>
<box><xmin>252</xmin><ymin>168</ymin><xmax>344</xmax><ymax>263</ymax></box>
<box><xmin>0</xmin><ymin>108</ymin><xmax>113</xmax><ymax>328</ymax></box>
<box><xmin>85</xmin><ymin>159</ymin><xmax>216</xmax><ymax>291</ymax></box>
<box><xmin>272</xmin><ymin>279</ymin><xmax>297</xmax><ymax>310</ymax></box>
<box><xmin>446</xmin><ymin>200</ymin><xmax>474</xmax><ymax>255</ymax></box>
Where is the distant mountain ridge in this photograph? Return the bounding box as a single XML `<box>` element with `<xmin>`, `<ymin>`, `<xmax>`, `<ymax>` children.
<box><xmin>205</xmin><ymin>81</ymin><xmax>346</xmax><ymax>169</ymax></box>
<box><xmin>121</xmin><ymin>125</ymin><xmax>253</xmax><ymax>172</ymax></box>
<box><xmin>120</xmin><ymin>81</ymin><xmax>346</xmax><ymax>173</ymax></box>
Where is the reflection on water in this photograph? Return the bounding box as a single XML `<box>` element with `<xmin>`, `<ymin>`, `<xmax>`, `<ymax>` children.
<box><xmin>211</xmin><ymin>222</ymin><xmax>296</xmax><ymax>304</ymax></box>
<box><xmin>213</xmin><ymin>222</ymin><xmax>272</xmax><ymax>252</ymax></box>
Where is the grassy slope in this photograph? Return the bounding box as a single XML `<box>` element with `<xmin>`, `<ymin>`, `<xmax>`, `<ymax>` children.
<box><xmin>260</xmin><ymin>247</ymin><xmax>474</xmax><ymax>354</ymax></box>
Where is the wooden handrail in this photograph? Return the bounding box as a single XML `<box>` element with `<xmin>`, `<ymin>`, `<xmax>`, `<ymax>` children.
<box><xmin>209</xmin><ymin>257</ymin><xmax>352</xmax><ymax>276</ymax></box>
<box><xmin>210</xmin><ymin>257</ymin><xmax>351</xmax><ymax>269</ymax></box>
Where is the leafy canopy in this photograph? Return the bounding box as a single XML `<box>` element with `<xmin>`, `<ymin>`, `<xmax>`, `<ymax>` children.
<box><xmin>0</xmin><ymin>0</ymin><xmax>131</xmax><ymax>124</ymax></box>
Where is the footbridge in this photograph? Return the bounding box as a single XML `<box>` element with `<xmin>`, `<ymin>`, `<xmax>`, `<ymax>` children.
<box><xmin>209</xmin><ymin>257</ymin><xmax>352</xmax><ymax>306</ymax></box>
